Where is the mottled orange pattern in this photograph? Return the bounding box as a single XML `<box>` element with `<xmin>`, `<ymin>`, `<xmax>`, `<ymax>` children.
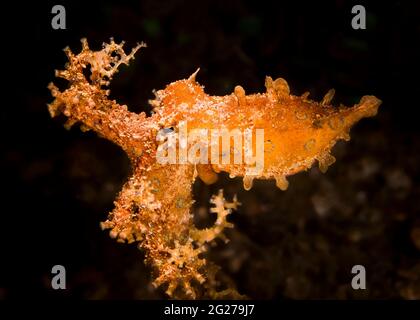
<box><xmin>48</xmin><ymin>39</ymin><xmax>381</xmax><ymax>298</ymax></box>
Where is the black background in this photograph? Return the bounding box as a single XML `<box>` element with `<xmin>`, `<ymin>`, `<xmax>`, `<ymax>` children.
<box><xmin>1</xmin><ymin>0</ymin><xmax>419</xmax><ymax>299</ymax></box>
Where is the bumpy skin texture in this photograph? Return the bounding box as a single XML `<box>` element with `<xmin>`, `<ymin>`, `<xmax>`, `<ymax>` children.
<box><xmin>48</xmin><ymin>39</ymin><xmax>381</xmax><ymax>299</ymax></box>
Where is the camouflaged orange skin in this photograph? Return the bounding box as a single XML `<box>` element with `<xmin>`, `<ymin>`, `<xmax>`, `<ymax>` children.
<box><xmin>152</xmin><ymin>75</ymin><xmax>381</xmax><ymax>189</ymax></box>
<box><xmin>48</xmin><ymin>39</ymin><xmax>381</xmax><ymax>299</ymax></box>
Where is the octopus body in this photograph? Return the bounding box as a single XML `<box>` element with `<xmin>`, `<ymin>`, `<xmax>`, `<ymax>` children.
<box><xmin>48</xmin><ymin>39</ymin><xmax>381</xmax><ymax>298</ymax></box>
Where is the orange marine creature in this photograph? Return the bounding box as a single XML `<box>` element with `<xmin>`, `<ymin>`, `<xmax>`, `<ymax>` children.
<box><xmin>48</xmin><ymin>38</ymin><xmax>381</xmax><ymax>299</ymax></box>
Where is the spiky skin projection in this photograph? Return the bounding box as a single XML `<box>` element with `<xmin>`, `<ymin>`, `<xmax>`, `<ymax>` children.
<box><xmin>48</xmin><ymin>39</ymin><xmax>381</xmax><ymax>299</ymax></box>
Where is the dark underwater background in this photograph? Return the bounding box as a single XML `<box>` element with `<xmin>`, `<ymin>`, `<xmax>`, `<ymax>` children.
<box><xmin>1</xmin><ymin>0</ymin><xmax>419</xmax><ymax>299</ymax></box>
